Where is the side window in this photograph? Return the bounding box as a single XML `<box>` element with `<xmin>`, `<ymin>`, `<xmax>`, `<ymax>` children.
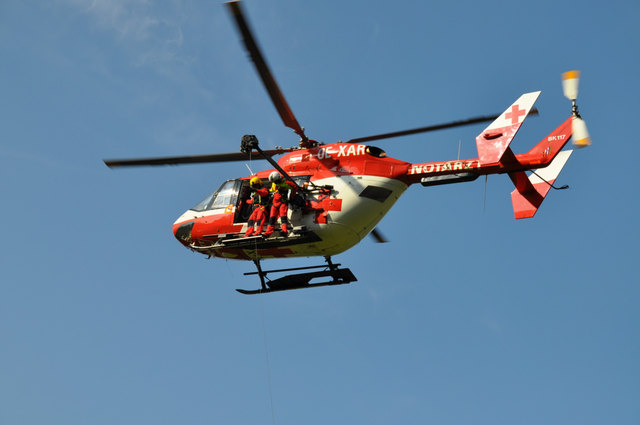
<box><xmin>365</xmin><ymin>146</ymin><xmax>386</xmax><ymax>158</ymax></box>
<box><xmin>292</xmin><ymin>175</ymin><xmax>311</xmax><ymax>187</ymax></box>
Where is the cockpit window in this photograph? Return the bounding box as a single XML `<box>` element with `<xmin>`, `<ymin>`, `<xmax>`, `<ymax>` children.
<box><xmin>210</xmin><ymin>180</ymin><xmax>239</xmax><ymax>209</ymax></box>
<box><xmin>366</xmin><ymin>146</ymin><xmax>386</xmax><ymax>158</ymax></box>
<box><xmin>191</xmin><ymin>193</ymin><xmax>215</xmax><ymax>211</ymax></box>
<box><xmin>190</xmin><ymin>180</ymin><xmax>241</xmax><ymax>211</ymax></box>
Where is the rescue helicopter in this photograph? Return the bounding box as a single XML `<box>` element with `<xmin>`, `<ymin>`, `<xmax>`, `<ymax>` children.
<box><xmin>105</xmin><ymin>0</ymin><xmax>591</xmax><ymax>294</ymax></box>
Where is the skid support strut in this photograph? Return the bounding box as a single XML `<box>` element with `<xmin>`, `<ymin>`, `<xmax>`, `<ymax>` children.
<box><xmin>253</xmin><ymin>258</ymin><xmax>267</xmax><ymax>291</ymax></box>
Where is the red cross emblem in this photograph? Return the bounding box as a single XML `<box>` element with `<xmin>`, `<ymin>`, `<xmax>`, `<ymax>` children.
<box><xmin>504</xmin><ymin>104</ymin><xmax>526</xmax><ymax>125</ymax></box>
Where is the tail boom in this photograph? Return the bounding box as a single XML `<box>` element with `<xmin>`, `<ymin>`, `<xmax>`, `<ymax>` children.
<box><xmin>404</xmin><ymin>80</ymin><xmax>582</xmax><ymax>218</ymax></box>
<box><xmin>405</xmin><ymin>116</ymin><xmax>573</xmax><ymax>185</ymax></box>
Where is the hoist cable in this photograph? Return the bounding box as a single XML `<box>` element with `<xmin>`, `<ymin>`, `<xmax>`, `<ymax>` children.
<box><xmin>259</xmin><ymin>295</ymin><xmax>276</xmax><ymax>425</ymax></box>
<box><xmin>247</xmin><ymin>150</ymin><xmax>275</xmax><ymax>423</ymax></box>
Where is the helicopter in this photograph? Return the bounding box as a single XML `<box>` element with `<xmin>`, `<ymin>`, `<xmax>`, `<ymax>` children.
<box><xmin>105</xmin><ymin>1</ymin><xmax>591</xmax><ymax>294</ymax></box>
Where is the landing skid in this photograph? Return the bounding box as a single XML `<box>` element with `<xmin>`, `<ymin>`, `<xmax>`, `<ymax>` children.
<box><xmin>236</xmin><ymin>256</ymin><xmax>357</xmax><ymax>295</ymax></box>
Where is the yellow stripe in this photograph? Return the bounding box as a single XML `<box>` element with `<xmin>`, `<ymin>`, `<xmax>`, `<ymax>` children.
<box><xmin>563</xmin><ymin>70</ymin><xmax>580</xmax><ymax>80</ymax></box>
<box><xmin>573</xmin><ymin>137</ymin><xmax>591</xmax><ymax>148</ymax></box>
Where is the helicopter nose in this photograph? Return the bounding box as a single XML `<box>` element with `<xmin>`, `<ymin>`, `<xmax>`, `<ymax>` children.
<box><xmin>173</xmin><ymin>221</ymin><xmax>194</xmax><ymax>245</ymax></box>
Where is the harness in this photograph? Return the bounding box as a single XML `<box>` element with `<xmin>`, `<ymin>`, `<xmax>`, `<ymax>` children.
<box><xmin>271</xmin><ymin>181</ymin><xmax>294</xmax><ymax>201</ymax></box>
<box><xmin>250</xmin><ymin>186</ymin><xmax>270</xmax><ymax>207</ymax></box>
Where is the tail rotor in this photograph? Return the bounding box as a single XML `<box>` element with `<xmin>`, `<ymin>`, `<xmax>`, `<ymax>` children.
<box><xmin>562</xmin><ymin>70</ymin><xmax>591</xmax><ymax>148</ymax></box>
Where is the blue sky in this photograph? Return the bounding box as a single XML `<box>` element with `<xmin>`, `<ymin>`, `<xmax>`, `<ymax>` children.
<box><xmin>1</xmin><ymin>1</ymin><xmax>639</xmax><ymax>424</ymax></box>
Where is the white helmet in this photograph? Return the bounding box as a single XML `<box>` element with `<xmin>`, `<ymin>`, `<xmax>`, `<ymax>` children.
<box><xmin>269</xmin><ymin>171</ymin><xmax>282</xmax><ymax>183</ymax></box>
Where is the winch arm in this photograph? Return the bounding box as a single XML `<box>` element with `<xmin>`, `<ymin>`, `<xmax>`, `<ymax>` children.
<box><xmin>240</xmin><ymin>135</ymin><xmax>303</xmax><ymax>192</ymax></box>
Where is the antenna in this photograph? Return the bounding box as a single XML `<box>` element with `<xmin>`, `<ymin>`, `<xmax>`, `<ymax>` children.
<box><xmin>245</xmin><ymin>163</ymin><xmax>254</xmax><ymax>176</ymax></box>
<box><xmin>483</xmin><ymin>175</ymin><xmax>488</xmax><ymax>213</ymax></box>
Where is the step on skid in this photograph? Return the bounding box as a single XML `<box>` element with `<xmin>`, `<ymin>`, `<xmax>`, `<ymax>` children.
<box><xmin>215</xmin><ymin>226</ymin><xmax>314</xmax><ymax>249</ymax></box>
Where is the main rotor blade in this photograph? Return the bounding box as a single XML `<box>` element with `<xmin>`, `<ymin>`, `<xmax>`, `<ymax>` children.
<box><xmin>370</xmin><ymin>228</ymin><xmax>388</xmax><ymax>243</ymax></box>
<box><xmin>104</xmin><ymin>148</ymin><xmax>294</xmax><ymax>168</ymax></box>
<box><xmin>346</xmin><ymin>108</ymin><xmax>539</xmax><ymax>144</ymax></box>
<box><xmin>225</xmin><ymin>1</ymin><xmax>308</xmax><ymax>145</ymax></box>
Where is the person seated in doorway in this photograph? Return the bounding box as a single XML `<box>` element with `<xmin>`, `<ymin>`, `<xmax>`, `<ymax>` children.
<box><xmin>264</xmin><ymin>172</ymin><xmax>297</xmax><ymax>237</ymax></box>
<box><xmin>244</xmin><ymin>176</ymin><xmax>271</xmax><ymax>237</ymax></box>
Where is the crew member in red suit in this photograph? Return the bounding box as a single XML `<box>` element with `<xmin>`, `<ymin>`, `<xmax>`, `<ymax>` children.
<box><xmin>264</xmin><ymin>172</ymin><xmax>297</xmax><ymax>237</ymax></box>
<box><xmin>244</xmin><ymin>176</ymin><xmax>270</xmax><ymax>237</ymax></box>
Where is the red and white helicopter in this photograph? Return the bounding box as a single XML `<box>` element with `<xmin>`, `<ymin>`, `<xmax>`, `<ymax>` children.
<box><xmin>105</xmin><ymin>1</ymin><xmax>591</xmax><ymax>294</ymax></box>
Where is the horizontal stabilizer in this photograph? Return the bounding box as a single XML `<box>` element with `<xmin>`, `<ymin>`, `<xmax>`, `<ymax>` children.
<box><xmin>476</xmin><ymin>91</ymin><xmax>540</xmax><ymax>165</ymax></box>
<box><xmin>510</xmin><ymin>150</ymin><xmax>573</xmax><ymax>219</ymax></box>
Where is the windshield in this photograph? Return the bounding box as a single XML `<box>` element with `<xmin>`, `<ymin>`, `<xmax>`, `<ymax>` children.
<box><xmin>191</xmin><ymin>192</ymin><xmax>215</xmax><ymax>211</ymax></box>
<box><xmin>190</xmin><ymin>180</ymin><xmax>240</xmax><ymax>211</ymax></box>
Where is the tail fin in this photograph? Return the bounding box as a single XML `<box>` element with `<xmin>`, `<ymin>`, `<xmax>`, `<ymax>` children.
<box><xmin>510</xmin><ymin>150</ymin><xmax>573</xmax><ymax>219</ymax></box>
<box><xmin>476</xmin><ymin>91</ymin><xmax>540</xmax><ymax>165</ymax></box>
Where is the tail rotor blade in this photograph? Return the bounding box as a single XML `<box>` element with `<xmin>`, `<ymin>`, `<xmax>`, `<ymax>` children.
<box><xmin>572</xmin><ymin>116</ymin><xmax>591</xmax><ymax>148</ymax></box>
<box><xmin>562</xmin><ymin>70</ymin><xmax>580</xmax><ymax>101</ymax></box>
<box><xmin>562</xmin><ymin>70</ymin><xmax>591</xmax><ymax>148</ymax></box>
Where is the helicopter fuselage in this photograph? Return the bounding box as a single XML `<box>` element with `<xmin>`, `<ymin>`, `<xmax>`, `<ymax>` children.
<box><xmin>171</xmin><ymin>143</ymin><xmax>412</xmax><ymax>260</ymax></box>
